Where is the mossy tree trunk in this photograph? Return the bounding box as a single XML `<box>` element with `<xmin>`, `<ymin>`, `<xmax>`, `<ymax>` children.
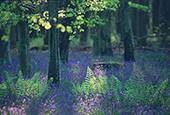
<box><xmin>17</xmin><ymin>21</ymin><xmax>31</xmax><ymax>78</ymax></box>
<box><xmin>148</xmin><ymin>0</ymin><xmax>153</xmax><ymax>36</ymax></box>
<box><xmin>120</xmin><ymin>0</ymin><xmax>135</xmax><ymax>61</ymax></box>
<box><xmin>48</xmin><ymin>0</ymin><xmax>60</xmax><ymax>84</ymax></box>
<box><xmin>110</xmin><ymin>12</ymin><xmax>119</xmax><ymax>42</ymax></box>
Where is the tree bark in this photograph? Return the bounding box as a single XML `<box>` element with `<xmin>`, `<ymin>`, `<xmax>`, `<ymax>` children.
<box><xmin>80</xmin><ymin>27</ymin><xmax>89</xmax><ymax>48</ymax></box>
<box><xmin>48</xmin><ymin>0</ymin><xmax>60</xmax><ymax>84</ymax></box>
<box><xmin>17</xmin><ymin>21</ymin><xmax>31</xmax><ymax>78</ymax></box>
<box><xmin>93</xmin><ymin>11</ymin><xmax>113</xmax><ymax>56</ymax></box>
<box><xmin>59</xmin><ymin>0</ymin><xmax>70</xmax><ymax>64</ymax></box>
<box><xmin>120</xmin><ymin>0</ymin><xmax>135</xmax><ymax>61</ymax></box>
<box><xmin>44</xmin><ymin>30</ymin><xmax>49</xmax><ymax>46</ymax></box>
<box><xmin>10</xmin><ymin>26</ymin><xmax>17</xmax><ymax>49</ymax></box>
<box><xmin>0</xmin><ymin>29</ymin><xmax>11</xmax><ymax>65</ymax></box>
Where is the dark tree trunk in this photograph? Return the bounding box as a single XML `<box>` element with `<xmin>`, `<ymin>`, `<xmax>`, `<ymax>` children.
<box><xmin>110</xmin><ymin>12</ymin><xmax>119</xmax><ymax>41</ymax></box>
<box><xmin>79</xmin><ymin>12</ymin><xmax>90</xmax><ymax>48</ymax></box>
<box><xmin>60</xmin><ymin>30</ymin><xmax>70</xmax><ymax>64</ymax></box>
<box><xmin>148</xmin><ymin>0</ymin><xmax>153</xmax><ymax>36</ymax></box>
<box><xmin>133</xmin><ymin>0</ymin><xmax>148</xmax><ymax>46</ymax></box>
<box><xmin>93</xmin><ymin>27</ymin><xmax>101</xmax><ymax>56</ymax></box>
<box><xmin>120</xmin><ymin>0</ymin><xmax>135</xmax><ymax>61</ymax></box>
<box><xmin>17</xmin><ymin>21</ymin><xmax>31</xmax><ymax>78</ymax></box>
<box><xmin>59</xmin><ymin>0</ymin><xmax>70</xmax><ymax>64</ymax></box>
<box><xmin>152</xmin><ymin>0</ymin><xmax>169</xmax><ymax>47</ymax></box>
<box><xmin>0</xmin><ymin>29</ymin><xmax>11</xmax><ymax>65</ymax></box>
<box><xmin>93</xmin><ymin>11</ymin><xmax>113</xmax><ymax>56</ymax></box>
<box><xmin>48</xmin><ymin>0</ymin><xmax>60</xmax><ymax>84</ymax></box>
<box><xmin>80</xmin><ymin>25</ymin><xmax>89</xmax><ymax>48</ymax></box>
<box><xmin>44</xmin><ymin>30</ymin><xmax>49</xmax><ymax>46</ymax></box>
<box><xmin>10</xmin><ymin>26</ymin><xmax>18</xmax><ymax>49</ymax></box>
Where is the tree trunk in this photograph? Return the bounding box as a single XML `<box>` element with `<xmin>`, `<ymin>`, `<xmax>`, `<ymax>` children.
<box><xmin>17</xmin><ymin>21</ymin><xmax>31</xmax><ymax>78</ymax></box>
<box><xmin>93</xmin><ymin>11</ymin><xmax>113</xmax><ymax>56</ymax></box>
<box><xmin>44</xmin><ymin>30</ymin><xmax>49</xmax><ymax>46</ymax></box>
<box><xmin>80</xmin><ymin>25</ymin><xmax>89</xmax><ymax>48</ymax></box>
<box><xmin>10</xmin><ymin>26</ymin><xmax>17</xmax><ymax>49</ymax></box>
<box><xmin>59</xmin><ymin>0</ymin><xmax>70</xmax><ymax>64</ymax></box>
<box><xmin>48</xmin><ymin>0</ymin><xmax>60</xmax><ymax>84</ymax></box>
<box><xmin>0</xmin><ymin>29</ymin><xmax>11</xmax><ymax>65</ymax></box>
<box><xmin>135</xmin><ymin>0</ymin><xmax>148</xmax><ymax>46</ymax></box>
<box><xmin>148</xmin><ymin>0</ymin><xmax>153</xmax><ymax>36</ymax></box>
<box><xmin>111</xmin><ymin>12</ymin><xmax>119</xmax><ymax>41</ymax></box>
<box><xmin>120</xmin><ymin>0</ymin><xmax>135</xmax><ymax>61</ymax></box>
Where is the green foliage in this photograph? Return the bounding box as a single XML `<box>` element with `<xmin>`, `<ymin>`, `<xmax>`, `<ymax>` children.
<box><xmin>72</xmin><ymin>67</ymin><xmax>121</xmax><ymax>98</ymax></box>
<box><xmin>0</xmin><ymin>72</ymin><xmax>18</xmax><ymax>98</ymax></box>
<box><xmin>0</xmin><ymin>2</ymin><xmax>19</xmax><ymax>28</ymax></box>
<box><xmin>124</xmin><ymin>79</ymin><xmax>155</xmax><ymax>105</ymax></box>
<box><xmin>15</xmin><ymin>72</ymin><xmax>48</xmax><ymax>98</ymax></box>
<box><xmin>69</xmin><ymin>35</ymin><xmax>80</xmax><ymax>48</ymax></box>
<box><xmin>124</xmin><ymin>79</ymin><xmax>169</xmax><ymax>106</ymax></box>
<box><xmin>86</xmin><ymin>0</ymin><xmax>119</xmax><ymax>11</ymax></box>
<box><xmin>1</xmin><ymin>35</ymin><xmax>9</xmax><ymax>42</ymax></box>
<box><xmin>111</xmin><ymin>34</ymin><xmax>120</xmax><ymax>45</ymax></box>
<box><xmin>150</xmin><ymin>79</ymin><xmax>169</xmax><ymax>105</ymax></box>
<box><xmin>30</xmin><ymin>37</ymin><xmax>44</xmax><ymax>49</ymax></box>
<box><xmin>0</xmin><ymin>71</ymin><xmax>48</xmax><ymax>99</ymax></box>
<box><xmin>128</xmin><ymin>1</ymin><xmax>149</xmax><ymax>12</ymax></box>
<box><xmin>71</xmin><ymin>68</ymin><xmax>169</xmax><ymax>112</ymax></box>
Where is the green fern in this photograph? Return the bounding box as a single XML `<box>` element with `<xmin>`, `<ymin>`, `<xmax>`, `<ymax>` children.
<box><xmin>150</xmin><ymin>79</ymin><xmax>169</xmax><ymax>105</ymax></box>
<box><xmin>124</xmin><ymin>79</ymin><xmax>169</xmax><ymax>106</ymax></box>
<box><xmin>73</xmin><ymin>67</ymin><xmax>121</xmax><ymax>99</ymax></box>
<box><xmin>0</xmin><ymin>71</ymin><xmax>48</xmax><ymax>99</ymax></box>
<box><xmin>0</xmin><ymin>84</ymin><xmax>9</xmax><ymax>98</ymax></box>
<box><xmin>15</xmin><ymin>72</ymin><xmax>48</xmax><ymax>98</ymax></box>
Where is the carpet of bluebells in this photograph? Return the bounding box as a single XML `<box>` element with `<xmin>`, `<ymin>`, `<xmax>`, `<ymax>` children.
<box><xmin>0</xmin><ymin>49</ymin><xmax>170</xmax><ymax>115</ymax></box>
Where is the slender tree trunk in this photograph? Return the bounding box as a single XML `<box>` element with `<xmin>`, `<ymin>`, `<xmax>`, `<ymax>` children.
<box><xmin>111</xmin><ymin>12</ymin><xmax>119</xmax><ymax>41</ymax></box>
<box><xmin>17</xmin><ymin>21</ymin><xmax>31</xmax><ymax>78</ymax></box>
<box><xmin>148</xmin><ymin>0</ymin><xmax>153</xmax><ymax>36</ymax></box>
<box><xmin>93</xmin><ymin>11</ymin><xmax>113</xmax><ymax>56</ymax></box>
<box><xmin>10</xmin><ymin>26</ymin><xmax>17</xmax><ymax>49</ymax></box>
<box><xmin>59</xmin><ymin>0</ymin><xmax>70</xmax><ymax>64</ymax></box>
<box><xmin>120</xmin><ymin>0</ymin><xmax>135</xmax><ymax>61</ymax></box>
<box><xmin>60</xmin><ymin>30</ymin><xmax>70</xmax><ymax>63</ymax></box>
<box><xmin>48</xmin><ymin>0</ymin><xmax>60</xmax><ymax>84</ymax></box>
<box><xmin>0</xmin><ymin>29</ymin><xmax>11</xmax><ymax>65</ymax></box>
<box><xmin>135</xmin><ymin>0</ymin><xmax>148</xmax><ymax>46</ymax></box>
<box><xmin>44</xmin><ymin>30</ymin><xmax>49</xmax><ymax>46</ymax></box>
<box><xmin>93</xmin><ymin>27</ymin><xmax>101</xmax><ymax>56</ymax></box>
<box><xmin>80</xmin><ymin>25</ymin><xmax>89</xmax><ymax>48</ymax></box>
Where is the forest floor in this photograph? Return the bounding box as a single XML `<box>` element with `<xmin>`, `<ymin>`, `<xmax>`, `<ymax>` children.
<box><xmin>0</xmin><ymin>49</ymin><xmax>170</xmax><ymax>114</ymax></box>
